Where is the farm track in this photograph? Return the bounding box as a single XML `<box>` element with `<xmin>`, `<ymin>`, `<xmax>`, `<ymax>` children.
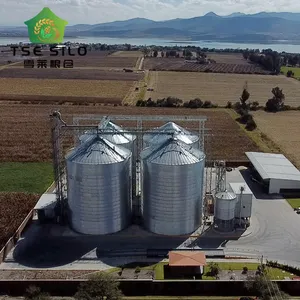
<box><xmin>0</xmin><ymin>104</ymin><xmax>260</xmax><ymax>163</ymax></box>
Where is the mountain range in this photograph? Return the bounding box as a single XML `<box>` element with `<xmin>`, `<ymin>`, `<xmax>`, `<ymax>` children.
<box><xmin>2</xmin><ymin>12</ymin><xmax>300</xmax><ymax>43</ymax></box>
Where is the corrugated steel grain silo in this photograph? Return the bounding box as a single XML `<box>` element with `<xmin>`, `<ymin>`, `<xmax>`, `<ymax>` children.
<box><xmin>143</xmin><ymin>122</ymin><xmax>199</xmax><ymax>149</ymax></box>
<box><xmin>141</xmin><ymin>138</ymin><xmax>205</xmax><ymax>235</ymax></box>
<box><xmin>66</xmin><ymin>136</ymin><xmax>132</xmax><ymax>235</ymax></box>
<box><xmin>214</xmin><ymin>191</ymin><xmax>237</xmax><ymax>232</ymax></box>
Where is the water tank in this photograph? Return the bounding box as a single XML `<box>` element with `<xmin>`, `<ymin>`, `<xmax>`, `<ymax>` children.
<box><xmin>143</xmin><ymin>122</ymin><xmax>199</xmax><ymax>149</ymax></box>
<box><xmin>141</xmin><ymin>137</ymin><xmax>205</xmax><ymax>235</ymax></box>
<box><xmin>214</xmin><ymin>191</ymin><xmax>237</xmax><ymax>232</ymax></box>
<box><xmin>66</xmin><ymin>136</ymin><xmax>132</xmax><ymax>235</ymax></box>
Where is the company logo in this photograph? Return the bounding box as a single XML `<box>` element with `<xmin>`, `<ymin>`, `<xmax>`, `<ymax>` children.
<box><xmin>24</xmin><ymin>7</ymin><xmax>68</xmax><ymax>44</ymax></box>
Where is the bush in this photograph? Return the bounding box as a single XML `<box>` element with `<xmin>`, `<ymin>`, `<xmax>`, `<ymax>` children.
<box><xmin>242</xmin><ymin>266</ymin><xmax>249</xmax><ymax>274</ymax></box>
<box><xmin>25</xmin><ymin>286</ymin><xmax>50</xmax><ymax>300</ymax></box>
<box><xmin>75</xmin><ymin>272</ymin><xmax>122</xmax><ymax>300</ymax></box>
<box><xmin>287</xmin><ymin>70</ymin><xmax>294</xmax><ymax>77</ymax></box>
<box><xmin>135</xmin><ymin>266</ymin><xmax>141</xmax><ymax>273</ymax></box>
<box><xmin>238</xmin><ymin>111</ymin><xmax>253</xmax><ymax>124</ymax></box>
<box><xmin>249</xmin><ymin>101</ymin><xmax>260</xmax><ymax>111</ymax></box>
<box><xmin>225</xmin><ymin>101</ymin><xmax>232</xmax><ymax>108</ymax></box>
<box><xmin>202</xmin><ymin>100</ymin><xmax>213</xmax><ymax>108</ymax></box>
<box><xmin>207</xmin><ymin>262</ymin><xmax>221</xmax><ymax>277</ymax></box>
<box><xmin>186</xmin><ymin>98</ymin><xmax>203</xmax><ymax>109</ymax></box>
<box><xmin>246</xmin><ymin>118</ymin><xmax>257</xmax><ymax>131</ymax></box>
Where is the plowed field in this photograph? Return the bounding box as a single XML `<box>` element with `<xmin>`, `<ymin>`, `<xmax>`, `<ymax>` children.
<box><xmin>0</xmin><ymin>193</ymin><xmax>39</xmax><ymax>249</ymax></box>
<box><xmin>145</xmin><ymin>71</ymin><xmax>300</xmax><ymax>107</ymax></box>
<box><xmin>0</xmin><ymin>104</ymin><xmax>259</xmax><ymax>163</ymax></box>
<box><xmin>0</xmin><ymin>78</ymin><xmax>134</xmax><ymax>104</ymax></box>
<box><xmin>144</xmin><ymin>57</ymin><xmax>268</xmax><ymax>74</ymax></box>
<box><xmin>0</xmin><ymin>68</ymin><xmax>143</xmax><ymax>81</ymax></box>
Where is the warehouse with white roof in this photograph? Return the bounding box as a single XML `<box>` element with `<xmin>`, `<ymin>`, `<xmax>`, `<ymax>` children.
<box><xmin>246</xmin><ymin>152</ymin><xmax>300</xmax><ymax>194</ymax></box>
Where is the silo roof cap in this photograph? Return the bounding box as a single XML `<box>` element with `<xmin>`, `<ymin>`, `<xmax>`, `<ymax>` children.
<box><xmin>141</xmin><ymin>137</ymin><xmax>205</xmax><ymax>165</ymax></box>
<box><xmin>66</xmin><ymin>136</ymin><xmax>131</xmax><ymax>165</ymax></box>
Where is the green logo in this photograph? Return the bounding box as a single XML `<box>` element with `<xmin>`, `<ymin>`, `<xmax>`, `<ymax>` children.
<box><xmin>24</xmin><ymin>7</ymin><xmax>68</xmax><ymax>44</ymax></box>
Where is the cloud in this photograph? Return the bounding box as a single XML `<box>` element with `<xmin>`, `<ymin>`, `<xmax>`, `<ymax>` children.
<box><xmin>0</xmin><ymin>0</ymin><xmax>299</xmax><ymax>25</ymax></box>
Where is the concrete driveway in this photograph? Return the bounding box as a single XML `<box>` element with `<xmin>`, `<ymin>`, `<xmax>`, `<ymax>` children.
<box><xmin>224</xmin><ymin>168</ymin><xmax>300</xmax><ymax>267</ymax></box>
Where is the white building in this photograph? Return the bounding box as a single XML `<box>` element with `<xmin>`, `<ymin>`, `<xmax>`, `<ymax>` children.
<box><xmin>229</xmin><ymin>182</ymin><xmax>253</xmax><ymax>218</ymax></box>
<box><xmin>246</xmin><ymin>152</ymin><xmax>300</xmax><ymax>194</ymax></box>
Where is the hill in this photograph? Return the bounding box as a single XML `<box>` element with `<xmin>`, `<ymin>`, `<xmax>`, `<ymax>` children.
<box><xmin>2</xmin><ymin>12</ymin><xmax>300</xmax><ymax>43</ymax></box>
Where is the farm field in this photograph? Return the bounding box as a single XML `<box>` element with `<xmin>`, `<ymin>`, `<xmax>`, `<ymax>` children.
<box><xmin>144</xmin><ymin>71</ymin><xmax>300</xmax><ymax>106</ymax></box>
<box><xmin>49</xmin><ymin>50</ymin><xmax>139</xmax><ymax>68</ymax></box>
<box><xmin>0</xmin><ymin>104</ymin><xmax>259</xmax><ymax>163</ymax></box>
<box><xmin>281</xmin><ymin>66</ymin><xmax>300</xmax><ymax>79</ymax></box>
<box><xmin>0</xmin><ymin>68</ymin><xmax>143</xmax><ymax>81</ymax></box>
<box><xmin>0</xmin><ymin>78</ymin><xmax>134</xmax><ymax>103</ymax></box>
<box><xmin>111</xmin><ymin>51</ymin><xmax>142</xmax><ymax>57</ymax></box>
<box><xmin>206</xmin><ymin>53</ymin><xmax>249</xmax><ymax>65</ymax></box>
<box><xmin>143</xmin><ymin>58</ymin><xmax>268</xmax><ymax>74</ymax></box>
<box><xmin>0</xmin><ymin>162</ymin><xmax>53</xmax><ymax>194</ymax></box>
<box><xmin>253</xmin><ymin>111</ymin><xmax>300</xmax><ymax>168</ymax></box>
<box><xmin>0</xmin><ymin>193</ymin><xmax>39</xmax><ymax>249</ymax></box>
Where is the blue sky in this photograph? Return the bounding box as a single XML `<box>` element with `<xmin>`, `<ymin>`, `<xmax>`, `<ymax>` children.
<box><xmin>0</xmin><ymin>0</ymin><xmax>298</xmax><ymax>25</ymax></box>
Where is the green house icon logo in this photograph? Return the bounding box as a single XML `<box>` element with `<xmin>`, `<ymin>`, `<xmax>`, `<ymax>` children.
<box><xmin>24</xmin><ymin>7</ymin><xmax>68</xmax><ymax>44</ymax></box>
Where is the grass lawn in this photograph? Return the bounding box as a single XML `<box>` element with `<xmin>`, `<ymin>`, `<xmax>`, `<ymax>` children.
<box><xmin>281</xmin><ymin>66</ymin><xmax>300</xmax><ymax>79</ymax></box>
<box><xmin>0</xmin><ymin>162</ymin><xmax>53</xmax><ymax>194</ymax></box>
<box><xmin>286</xmin><ymin>198</ymin><xmax>300</xmax><ymax>209</ymax></box>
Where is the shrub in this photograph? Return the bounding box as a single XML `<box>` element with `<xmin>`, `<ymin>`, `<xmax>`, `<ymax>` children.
<box><xmin>25</xmin><ymin>286</ymin><xmax>50</xmax><ymax>300</ymax></box>
<box><xmin>287</xmin><ymin>70</ymin><xmax>294</xmax><ymax>77</ymax></box>
<box><xmin>225</xmin><ymin>101</ymin><xmax>232</xmax><ymax>109</ymax></box>
<box><xmin>135</xmin><ymin>266</ymin><xmax>141</xmax><ymax>273</ymax></box>
<box><xmin>249</xmin><ymin>101</ymin><xmax>260</xmax><ymax>111</ymax></box>
<box><xmin>186</xmin><ymin>98</ymin><xmax>203</xmax><ymax>109</ymax></box>
<box><xmin>75</xmin><ymin>272</ymin><xmax>122</xmax><ymax>300</ymax></box>
<box><xmin>202</xmin><ymin>100</ymin><xmax>213</xmax><ymax>108</ymax></box>
<box><xmin>207</xmin><ymin>262</ymin><xmax>221</xmax><ymax>277</ymax></box>
<box><xmin>242</xmin><ymin>266</ymin><xmax>249</xmax><ymax>274</ymax></box>
<box><xmin>238</xmin><ymin>111</ymin><xmax>253</xmax><ymax>124</ymax></box>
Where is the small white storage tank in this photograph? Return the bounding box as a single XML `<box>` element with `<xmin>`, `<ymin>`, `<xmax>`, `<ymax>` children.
<box><xmin>66</xmin><ymin>136</ymin><xmax>132</xmax><ymax>235</ymax></box>
<box><xmin>214</xmin><ymin>191</ymin><xmax>237</xmax><ymax>232</ymax></box>
<box><xmin>143</xmin><ymin>122</ymin><xmax>199</xmax><ymax>149</ymax></box>
<box><xmin>141</xmin><ymin>137</ymin><xmax>205</xmax><ymax>236</ymax></box>
<box><xmin>229</xmin><ymin>182</ymin><xmax>253</xmax><ymax>218</ymax></box>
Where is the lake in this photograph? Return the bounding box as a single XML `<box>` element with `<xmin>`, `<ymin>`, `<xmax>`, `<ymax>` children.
<box><xmin>1</xmin><ymin>36</ymin><xmax>300</xmax><ymax>53</ymax></box>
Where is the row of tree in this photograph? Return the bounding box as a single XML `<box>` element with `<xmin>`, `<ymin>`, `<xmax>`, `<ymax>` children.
<box><xmin>243</xmin><ymin>49</ymin><xmax>281</xmax><ymax>74</ymax></box>
<box><xmin>136</xmin><ymin>97</ymin><xmax>217</xmax><ymax>108</ymax></box>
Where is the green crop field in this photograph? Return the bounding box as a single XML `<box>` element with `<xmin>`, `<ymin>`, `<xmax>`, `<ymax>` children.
<box><xmin>0</xmin><ymin>162</ymin><xmax>53</xmax><ymax>194</ymax></box>
<box><xmin>281</xmin><ymin>66</ymin><xmax>300</xmax><ymax>79</ymax></box>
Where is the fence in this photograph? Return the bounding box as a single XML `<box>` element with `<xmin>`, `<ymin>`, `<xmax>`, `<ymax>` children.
<box><xmin>0</xmin><ymin>279</ymin><xmax>299</xmax><ymax>297</ymax></box>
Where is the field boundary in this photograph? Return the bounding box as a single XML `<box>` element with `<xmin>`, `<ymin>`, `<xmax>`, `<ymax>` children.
<box><xmin>226</xmin><ymin>109</ymin><xmax>282</xmax><ymax>154</ymax></box>
<box><xmin>0</xmin><ymin>209</ymin><xmax>34</xmax><ymax>264</ymax></box>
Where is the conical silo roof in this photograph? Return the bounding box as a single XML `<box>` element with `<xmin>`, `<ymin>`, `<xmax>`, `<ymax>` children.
<box><xmin>143</xmin><ymin>122</ymin><xmax>199</xmax><ymax>146</ymax></box>
<box><xmin>141</xmin><ymin>138</ymin><xmax>205</xmax><ymax>165</ymax></box>
<box><xmin>79</xmin><ymin>121</ymin><xmax>136</xmax><ymax>145</ymax></box>
<box><xmin>66</xmin><ymin>136</ymin><xmax>131</xmax><ymax>165</ymax></box>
